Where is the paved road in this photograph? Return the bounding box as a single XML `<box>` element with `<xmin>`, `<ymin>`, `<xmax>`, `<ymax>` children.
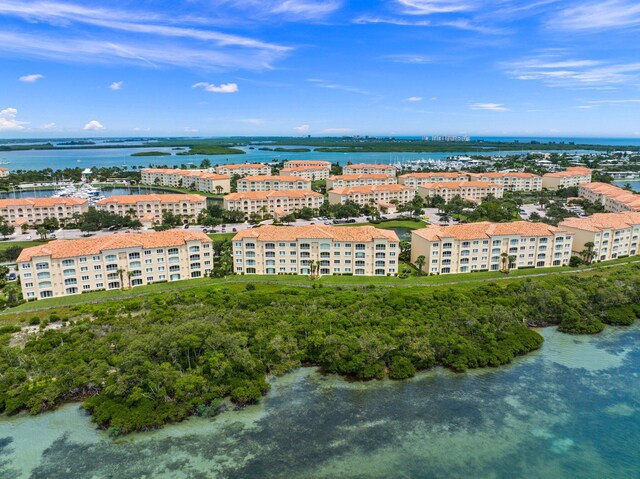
<box><xmin>520</xmin><ymin>204</ymin><xmax>547</xmax><ymax>220</ymax></box>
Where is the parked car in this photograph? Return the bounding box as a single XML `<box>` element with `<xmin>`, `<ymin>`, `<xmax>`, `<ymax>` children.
<box><xmin>380</xmin><ymin>216</ymin><xmax>388</xmax><ymax>220</ymax></box>
<box><xmin>50</xmin><ymin>234</ymin><xmax>57</xmax><ymax>238</ymax></box>
<box><xmin>183</xmin><ymin>224</ymin><xmax>190</xmax><ymax>229</ymax></box>
<box><xmin>8</xmin><ymin>273</ymin><xmax>16</xmax><ymax>281</ymax></box>
<box><xmin>202</xmin><ymin>228</ymin><xmax>209</xmax><ymax>233</ymax></box>
<box><xmin>25</xmin><ymin>235</ymin><xmax>32</xmax><ymax>240</ymax></box>
<box><xmin>348</xmin><ymin>219</ymin><xmax>356</xmax><ymax>223</ymax></box>
<box><xmin>232</xmin><ymin>228</ymin><xmax>237</xmax><ymax>232</ymax></box>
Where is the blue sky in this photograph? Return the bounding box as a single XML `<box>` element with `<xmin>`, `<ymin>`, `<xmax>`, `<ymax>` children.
<box><xmin>1</xmin><ymin>0</ymin><xmax>640</xmax><ymax>138</ymax></box>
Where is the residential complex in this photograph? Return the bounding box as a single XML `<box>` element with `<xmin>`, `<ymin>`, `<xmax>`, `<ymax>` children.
<box><xmin>0</xmin><ymin>197</ymin><xmax>88</xmax><ymax>226</ymax></box>
<box><xmin>327</xmin><ymin>174</ymin><xmax>397</xmax><ymax>190</ymax></box>
<box><xmin>223</xmin><ymin>190</ymin><xmax>324</xmax><ymax>218</ymax></box>
<box><xmin>342</xmin><ymin>164</ymin><xmax>397</xmax><ymax>177</ymax></box>
<box><xmin>468</xmin><ymin>172</ymin><xmax>542</xmax><ymax>192</ymax></box>
<box><xmin>542</xmin><ymin>167</ymin><xmax>592</xmax><ymax>190</ymax></box>
<box><xmin>236</xmin><ymin>175</ymin><xmax>311</xmax><ymax>192</ymax></box>
<box><xmin>232</xmin><ymin>225</ymin><xmax>400</xmax><ymax>276</ymax></box>
<box><xmin>95</xmin><ymin>194</ymin><xmax>207</xmax><ymax>224</ymax></box>
<box><xmin>578</xmin><ymin>182</ymin><xmax>640</xmax><ymax>212</ymax></box>
<box><xmin>280</xmin><ymin>166</ymin><xmax>331</xmax><ymax>180</ymax></box>
<box><xmin>327</xmin><ymin>185</ymin><xmax>416</xmax><ymax>209</ymax></box>
<box><xmin>559</xmin><ymin>212</ymin><xmax>640</xmax><ymax>262</ymax></box>
<box><xmin>283</xmin><ymin>160</ymin><xmax>332</xmax><ymax>169</ymax></box>
<box><xmin>141</xmin><ymin>168</ymin><xmax>231</xmax><ymax>194</ymax></box>
<box><xmin>215</xmin><ymin>163</ymin><xmax>271</xmax><ymax>176</ymax></box>
<box><xmin>411</xmin><ymin>221</ymin><xmax>574</xmax><ymax>274</ymax></box>
<box><xmin>0</xmin><ymin>168</ymin><xmax>9</xmax><ymax>178</ymax></box>
<box><xmin>398</xmin><ymin>172</ymin><xmax>469</xmax><ymax>188</ymax></box>
<box><xmin>418</xmin><ymin>181</ymin><xmax>504</xmax><ymax>202</ymax></box>
<box><xmin>17</xmin><ymin>230</ymin><xmax>213</xmax><ymax>300</ymax></box>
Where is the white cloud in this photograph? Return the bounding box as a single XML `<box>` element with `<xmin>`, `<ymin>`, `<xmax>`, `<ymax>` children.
<box><xmin>83</xmin><ymin>120</ymin><xmax>104</xmax><ymax>130</ymax></box>
<box><xmin>109</xmin><ymin>81</ymin><xmax>123</xmax><ymax>90</ymax></box>
<box><xmin>576</xmin><ymin>105</ymin><xmax>593</xmax><ymax>109</ymax></box>
<box><xmin>307</xmin><ymin>78</ymin><xmax>375</xmax><ymax>97</ymax></box>
<box><xmin>0</xmin><ymin>107</ymin><xmax>28</xmax><ymax>130</ymax></box>
<box><xmin>19</xmin><ymin>73</ymin><xmax>43</xmax><ymax>82</ymax></box>
<box><xmin>551</xmin><ymin>1</ymin><xmax>640</xmax><ymax>31</ymax></box>
<box><xmin>503</xmin><ymin>55</ymin><xmax>640</xmax><ymax>88</ymax></box>
<box><xmin>215</xmin><ymin>0</ymin><xmax>342</xmax><ymax>21</ymax></box>
<box><xmin>406</xmin><ymin>96</ymin><xmax>423</xmax><ymax>102</ymax></box>
<box><xmin>184</xmin><ymin>127</ymin><xmax>199</xmax><ymax>133</ymax></box>
<box><xmin>470</xmin><ymin>103</ymin><xmax>510</xmax><ymax>111</ymax></box>
<box><xmin>395</xmin><ymin>0</ymin><xmax>476</xmax><ymax>16</ymax></box>
<box><xmin>294</xmin><ymin>124</ymin><xmax>310</xmax><ymax>133</ymax></box>
<box><xmin>41</xmin><ymin>122</ymin><xmax>57</xmax><ymax>129</ymax></box>
<box><xmin>133</xmin><ymin>127</ymin><xmax>151</xmax><ymax>132</ymax></box>
<box><xmin>192</xmin><ymin>82</ymin><xmax>239</xmax><ymax>93</ymax></box>
<box><xmin>322</xmin><ymin>128</ymin><xmax>352</xmax><ymax>134</ymax></box>
<box><xmin>0</xmin><ymin>2</ymin><xmax>290</xmax><ymax>71</ymax></box>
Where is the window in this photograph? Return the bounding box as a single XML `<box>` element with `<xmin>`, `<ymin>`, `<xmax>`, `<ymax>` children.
<box><xmin>168</xmin><ymin>248</ymin><xmax>179</xmax><ymax>255</ymax></box>
<box><xmin>93</xmin><ymin>256</ymin><xmax>101</xmax><ymax>261</ymax></box>
<box><xmin>36</xmin><ymin>262</ymin><xmax>49</xmax><ymax>270</ymax></box>
<box><xmin>63</xmin><ymin>269</ymin><xmax>76</xmax><ymax>276</ymax></box>
<box><xmin>105</xmin><ymin>255</ymin><xmax>117</xmax><ymax>262</ymax></box>
<box><xmin>37</xmin><ymin>271</ymin><xmax>50</xmax><ymax>279</ymax></box>
<box><xmin>130</xmin><ymin>261</ymin><xmax>141</xmax><ymax>268</ymax></box>
<box><xmin>21</xmin><ymin>263</ymin><xmax>31</xmax><ymax>269</ymax></box>
<box><xmin>129</xmin><ymin>252</ymin><xmax>141</xmax><ymax>260</ymax></box>
<box><xmin>40</xmin><ymin>291</ymin><xmax>54</xmax><ymax>298</ymax></box>
<box><xmin>62</xmin><ymin>259</ymin><xmax>75</xmax><ymax>267</ymax></box>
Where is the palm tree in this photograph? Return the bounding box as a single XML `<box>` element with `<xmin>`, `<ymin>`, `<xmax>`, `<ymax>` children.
<box><xmin>126</xmin><ymin>207</ymin><xmax>137</xmax><ymax>218</ymax></box>
<box><xmin>117</xmin><ymin>268</ymin><xmax>126</xmax><ymax>290</ymax></box>
<box><xmin>580</xmin><ymin>241</ymin><xmax>596</xmax><ymax>264</ymax></box>
<box><xmin>508</xmin><ymin>255</ymin><xmax>517</xmax><ymax>270</ymax></box>
<box><xmin>415</xmin><ymin>255</ymin><xmax>426</xmax><ymax>275</ymax></box>
<box><xmin>440</xmin><ymin>213</ymin><xmax>451</xmax><ymax>225</ymax></box>
<box><xmin>127</xmin><ymin>270</ymin><xmax>134</xmax><ymax>289</ymax></box>
<box><xmin>36</xmin><ymin>226</ymin><xmax>48</xmax><ymax>240</ymax></box>
<box><xmin>500</xmin><ymin>252</ymin><xmax>509</xmax><ymax>272</ymax></box>
<box><xmin>215</xmin><ymin>185</ymin><xmax>223</xmax><ymax>195</ymax></box>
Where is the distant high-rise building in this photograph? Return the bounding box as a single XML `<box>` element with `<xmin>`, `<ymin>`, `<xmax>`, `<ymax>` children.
<box><xmin>424</xmin><ymin>135</ymin><xmax>471</xmax><ymax>142</ymax></box>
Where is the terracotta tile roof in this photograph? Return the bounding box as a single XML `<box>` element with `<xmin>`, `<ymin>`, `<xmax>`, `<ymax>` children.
<box><xmin>240</xmin><ymin>175</ymin><xmax>310</xmax><ymax>182</ymax></box>
<box><xmin>142</xmin><ymin>168</ymin><xmax>229</xmax><ymax>180</ymax></box>
<box><xmin>580</xmin><ymin>183</ymin><xmax>640</xmax><ymax>210</ymax></box>
<box><xmin>418</xmin><ymin>181</ymin><xmax>498</xmax><ymax>189</ymax></box>
<box><xmin>559</xmin><ymin>212</ymin><xmax>640</xmax><ymax>232</ymax></box>
<box><xmin>17</xmin><ymin>230</ymin><xmax>212</xmax><ymax>262</ymax></box>
<box><xmin>233</xmin><ymin>225</ymin><xmax>399</xmax><ymax>242</ymax></box>
<box><xmin>140</xmin><ymin>214</ymin><xmax>156</xmax><ymax>222</ymax></box>
<box><xmin>283</xmin><ymin>160</ymin><xmax>331</xmax><ymax>166</ymax></box>
<box><xmin>330</xmin><ymin>184</ymin><xmax>414</xmax><ymax>194</ymax></box>
<box><xmin>543</xmin><ymin>166</ymin><xmax>592</xmax><ymax>178</ymax></box>
<box><xmin>216</xmin><ymin>163</ymin><xmax>268</xmax><ymax>170</ymax></box>
<box><xmin>281</xmin><ymin>166</ymin><xmax>329</xmax><ymax>172</ymax></box>
<box><xmin>96</xmin><ymin>194</ymin><xmax>206</xmax><ymax>205</ymax></box>
<box><xmin>224</xmin><ymin>190</ymin><xmax>323</xmax><ymax>200</ymax></box>
<box><xmin>399</xmin><ymin>172</ymin><xmax>466</xmax><ymax>179</ymax></box>
<box><xmin>469</xmin><ymin>172</ymin><xmax>541</xmax><ymax>179</ymax></box>
<box><xmin>344</xmin><ymin>164</ymin><xmax>397</xmax><ymax>170</ymax></box>
<box><xmin>12</xmin><ymin>218</ymin><xmax>29</xmax><ymax>226</ymax></box>
<box><xmin>329</xmin><ymin>174</ymin><xmax>392</xmax><ymax>181</ymax></box>
<box><xmin>413</xmin><ymin>221</ymin><xmax>569</xmax><ymax>241</ymax></box>
<box><xmin>0</xmin><ymin>197</ymin><xmax>88</xmax><ymax>208</ymax></box>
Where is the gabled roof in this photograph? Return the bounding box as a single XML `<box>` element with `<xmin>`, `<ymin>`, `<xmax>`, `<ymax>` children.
<box><xmin>413</xmin><ymin>221</ymin><xmax>569</xmax><ymax>241</ymax></box>
<box><xmin>96</xmin><ymin>194</ymin><xmax>206</xmax><ymax>205</ymax></box>
<box><xmin>0</xmin><ymin>197</ymin><xmax>88</xmax><ymax>208</ymax></box>
<box><xmin>224</xmin><ymin>190</ymin><xmax>323</xmax><ymax>200</ymax></box>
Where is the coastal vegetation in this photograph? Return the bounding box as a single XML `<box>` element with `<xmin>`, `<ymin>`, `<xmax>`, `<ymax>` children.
<box><xmin>0</xmin><ymin>262</ymin><xmax>638</xmax><ymax>434</ymax></box>
<box><xmin>130</xmin><ymin>151</ymin><xmax>171</xmax><ymax>157</ymax></box>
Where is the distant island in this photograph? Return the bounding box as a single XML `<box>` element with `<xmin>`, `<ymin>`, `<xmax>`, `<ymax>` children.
<box><xmin>258</xmin><ymin>147</ymin><xmax>312</xmax><ymax>152</ymax></box>
<box><xmin>131</xmin><ymin>151</ymin><xmax>172</xmax><ymax>157</ymax></box>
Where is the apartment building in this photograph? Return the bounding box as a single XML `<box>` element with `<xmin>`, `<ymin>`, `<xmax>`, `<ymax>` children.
<box><xmin>417</xmin><ymin>181</ymin><xmax>504</xmax><ymax>202</ymax></box>
<box><xmin>223</xmin><ymin>190</ymin><xmax>324</xmax><ymax>218</ymax></box>
<box><xmin>578</xmin><ymin>182</ymin><xmax>640</xmax><ymax>212</ymax></box>
<box><xmin>141</xmin><ymin>168</ymin><xmax>231</xmax><ymax>194</ymax></box>
<box><xmin>280</xmin><ymin>166</ymin><xmax>331</xmax><ymax>180</ymax></box>
<box><xmin>0</xmin><ymin>168</ymin><xmax>9</xmax><ymax>178</ymax></box>
<box><xmin>283</xmin><ymin>160</ymin><xmax>332</xmax><ymax>169</ymax></box>
<box><xmin>559</xmin><ymin>212</ymin><xmax>640</xmax><ymax>262</ymax></box>
<box><xmin>327</xmin><ymin>174</ymin><xmax>397</xmax><ymax>190</ymax></box>
<box><xmin>0</xmin><ymin>197</ymin><xmax>88</xmax><ymax>226</ymax></box>
<box><xmin>215</xmin><ymin>163</ymin><xmax>271</xmax><ymax>176</ymax></box>
<box><xmin>327</xmin><ymin>184</ymin><xmax>416</xmax><ymax>208</ymax></box>
<box><xmin>398</xmin><ymin>172</ymin><xmax>469</xmax><ymax>188</ymax></box>
<box><xmin>236</xmin><ymin>175</ymin><xmax>311</xmax><ymax>192</ymax></box>
<box><xmin>467</xmin><ymin>172</ymin><xmax>542</xmax><ymax>192</ymax></box>
<box><xmin>232</xmin><ymin>225</ymin><xmax>400</xmax><ymax>276</ymax></box>
<box><xmin>542</xmin><ymin>167</ymin><xmax>592</xmax><ymax>190</ymax></box>
<box><xmin>95</xmin><ymin>194</ymin><xmax>207</xmax><ymax>223</ymax></box>
<box><xmin>17</xmin><ymin>230</ymin><xmax>213</xmax><ymax>300</ymax></box>
<box><xmin>342</xmin><ymin>164</ymin><xmax>397</xmax><ymax>177</ymax></box>
<box><xmin>411</xmin><ymin>221</ymin><xmax>574</xmax><ymax>274</ymax></box>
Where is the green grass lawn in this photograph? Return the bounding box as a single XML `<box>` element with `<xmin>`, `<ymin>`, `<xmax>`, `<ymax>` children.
<box><xmin>338</xmin><ymin>219</ymin><xmax>428</xmax><ymax>230</ymax></box>
<box><xmin>208</xmin><ymin>232</ymin><xmax>236</xmax><ymax>241</ymax></box>
<box><xmin>5</xmin><ymin>256</ymin><xmax>637</xmax><ymax>315</ymax></box>
<box><xmin>0</xmin><ymin>239</ymin><xmax>50</xmax><ymax>251</ymax></box>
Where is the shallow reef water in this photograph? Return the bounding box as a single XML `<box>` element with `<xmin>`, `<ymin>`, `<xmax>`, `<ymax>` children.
<box><xmin>1</xmin><ymin>325</ymin><xmax>639</xmax><ymax>479</ymax></box>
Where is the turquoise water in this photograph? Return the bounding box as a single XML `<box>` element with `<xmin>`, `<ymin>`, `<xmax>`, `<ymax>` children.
<box><xmin>0</xmin><ymin>324</ymin><xmax>638</xmax><ymax>478</ymax></box>
<box><xmin>613</xmin><ymin>180</ymin><xmax>640</xmax><ymax>192</ymax></box>
<box><xmin>0</xmin><ymin>145</ymin><xmax>599</xmax><ymax>171</ymax></box>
